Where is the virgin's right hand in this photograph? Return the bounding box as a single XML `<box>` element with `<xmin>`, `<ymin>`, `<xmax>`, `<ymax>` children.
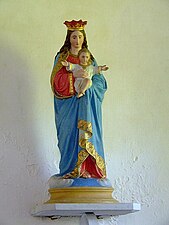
<box><xmin>73</xmin><ymin>69</ymin><xmax>88</xmax><ymax>78</ymax></box>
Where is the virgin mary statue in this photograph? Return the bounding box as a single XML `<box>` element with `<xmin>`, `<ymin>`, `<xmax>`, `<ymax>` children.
<box><xmin>47</xmin><ymin>20</ymin><xmax>118</xmax><ymax>203</ymax></box>
<box><xmin>50</xmin><ymin>20</ymin><xmax>108</xmax><ymax>185</ymax></box>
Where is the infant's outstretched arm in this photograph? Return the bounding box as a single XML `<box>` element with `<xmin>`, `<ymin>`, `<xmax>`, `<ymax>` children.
<box><xmin>61</xmin><ymin>60</ymin><xmax>69</xmax><ymax>67</ymax></box>
<box><xmin>101</xmin><ymin>65</ymin><xmax>109</xmax><ymax>71</ymax></box>
<box><xmin>97</xmin><ymin>65</ymin><xmax>109</xmax><ymax>73</ymax></box>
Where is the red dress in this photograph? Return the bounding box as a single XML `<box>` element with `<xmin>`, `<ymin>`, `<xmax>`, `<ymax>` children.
<box><xmin>53</xmin><ymin>54</ymin><xmax>80</xmax><ymax>98</ymax></box>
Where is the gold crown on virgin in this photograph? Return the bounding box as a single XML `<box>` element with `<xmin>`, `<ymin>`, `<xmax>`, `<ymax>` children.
<box><xmin>64</xmin><ymin>20</ymin><xmax>87</xmax><ymax>31</ymax></box>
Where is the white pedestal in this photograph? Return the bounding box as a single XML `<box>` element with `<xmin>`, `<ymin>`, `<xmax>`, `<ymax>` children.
<box><xmin>31</xmin><ymin>203</ymin><xmax>141</xmax><ymax>224</ymax></box>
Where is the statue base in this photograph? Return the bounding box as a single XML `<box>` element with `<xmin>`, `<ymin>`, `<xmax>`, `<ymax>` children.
<box><xmin>46</xmin><ymin>187</ymin><xmax>118</xmax><ymax>204</ymax></box>
<box><xmin>46</xmin><ymin>176</ymin><xmax>118</xmax><ymax>204</ymax></box>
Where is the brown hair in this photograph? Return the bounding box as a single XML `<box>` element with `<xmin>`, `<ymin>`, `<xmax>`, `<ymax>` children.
<box><xmin>55</xmin><ymin>30</ymin><xmax>94</xmax><ymax>61</ymax></box>
<box><xmin>78</xmin><ymin>48</ymin><xmax>91</xmax><ymax>56</ymax></box>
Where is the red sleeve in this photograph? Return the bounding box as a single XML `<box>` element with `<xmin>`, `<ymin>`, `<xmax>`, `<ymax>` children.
<box><xmin>53</xmin><ymin>66</ymin><xmax>75</xmax><ymax>97</ymax></box>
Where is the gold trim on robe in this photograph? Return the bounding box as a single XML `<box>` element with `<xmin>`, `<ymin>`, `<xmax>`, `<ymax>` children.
<box><xmin>50</xmin><ymin>51</ymin><xmax>74</xmax><ymax>99</ymax></box>
<box><xmin>69</xmin><ymin>72</ymin><xmax>74</xmax><ymax>95</ymax></box>
<box><xmin>63</xmin><ymin>120</ymin><xmax>106</xmax><ymax>178</ymax></box>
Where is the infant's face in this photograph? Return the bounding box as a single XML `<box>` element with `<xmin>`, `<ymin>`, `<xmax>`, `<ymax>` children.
<box><xmin>79</xmin><ymin>52</ymin><xmax>90</xmax><ymax>66</ymax></box>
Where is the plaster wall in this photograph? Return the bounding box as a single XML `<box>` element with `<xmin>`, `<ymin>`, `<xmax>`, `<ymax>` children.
<box><xmin>0</xmin><ymin>1</ymin><xmax>169</xmax><ymax>225</ymax></box>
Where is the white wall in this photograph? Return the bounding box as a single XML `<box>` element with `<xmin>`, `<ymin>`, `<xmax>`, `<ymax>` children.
<box><xmin>0</xmin><ymin>1</ymin><xmax>169</xmax><ymax>225</ymax></box>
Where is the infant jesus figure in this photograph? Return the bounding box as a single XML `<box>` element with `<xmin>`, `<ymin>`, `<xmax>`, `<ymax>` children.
<box><xmin>61</xmin><ymin>48</ymin><xmax>109</xmax><ymax>98</ymax></box>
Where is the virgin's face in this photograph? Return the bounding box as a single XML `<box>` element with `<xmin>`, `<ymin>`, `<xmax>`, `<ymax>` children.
<box><xmin>70</xmin><ymin>30</ymin><xmax>84</xmax><ymax>49</ymax></box>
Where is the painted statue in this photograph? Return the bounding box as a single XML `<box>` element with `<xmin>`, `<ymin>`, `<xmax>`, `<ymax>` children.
<box><xmin>50</xmin><ymin>20</ymin><xmax>108</xmax><ymax>182</ymax></box>
<box><xmin>61</xmin><ymin>48</ymin><xmax>109</xmax><ymax>98</ymax></box>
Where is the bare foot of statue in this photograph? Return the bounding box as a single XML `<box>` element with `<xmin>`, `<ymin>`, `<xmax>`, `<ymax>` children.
<box><xmin>77</xmin><ymin>92</ymin><xmax>85</xmax><ymax>98</ymax></box>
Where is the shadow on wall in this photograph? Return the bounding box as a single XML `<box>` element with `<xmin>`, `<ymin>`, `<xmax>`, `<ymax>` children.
<box><xmin>0</xmin><ymin>41</ymin><xmax>47</xmax><ymax>223</ymax></box>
